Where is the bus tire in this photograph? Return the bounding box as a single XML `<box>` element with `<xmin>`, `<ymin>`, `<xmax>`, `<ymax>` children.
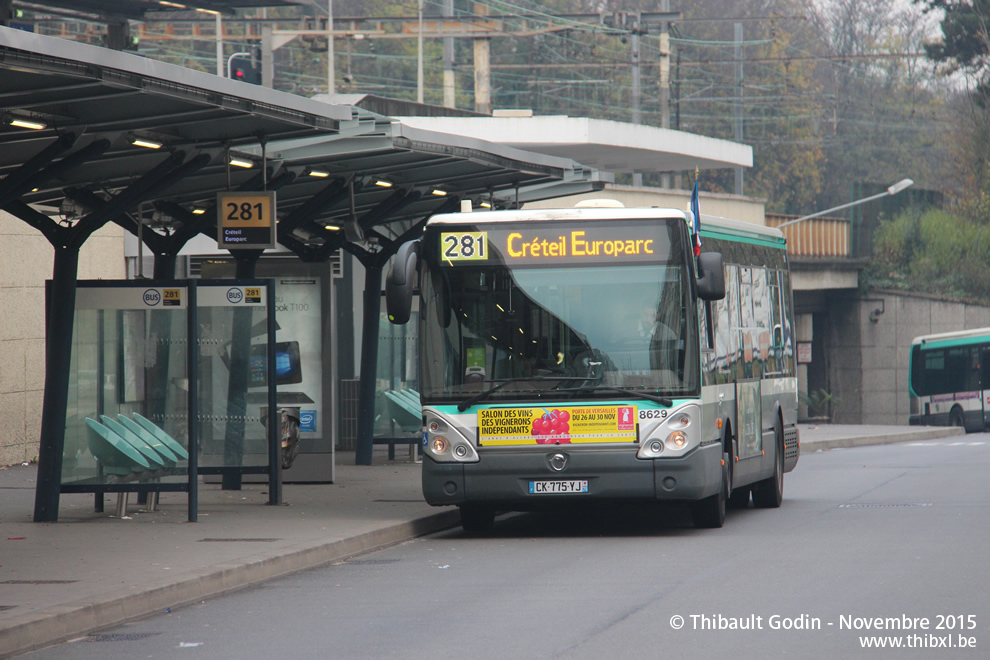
<box><xmin>752</xmin><ymin>417</ymin><xmax>784</xmax><ymax>509</ymax></box>
<box><xmin>728</xmin><ymin>486</ymin><xmax>750</xmax><ymax>509</ymax></box>
<box><xmin>459</xmin><ymin>504</ymin><xmax>495</xmax><ymax>533</ymax></box>
<box><xmin>691</xmin><ymin>448</ymin><xmax>728</xmax><ymax>528</ymax></box>
<box><xmin>950</xmin><ymin>407</ymin><xmax>967</xmax><ymax>433</ymax></box>
<box><xmin>725</xmin><ymin>428</ymin><xmax>749</xmax><ymax>509</ymax></box>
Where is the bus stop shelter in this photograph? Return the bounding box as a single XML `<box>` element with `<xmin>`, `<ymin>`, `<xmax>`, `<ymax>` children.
<box><xmin>0</xmin><ymin>26</ymin><xmax>605</xmax><ymax>521</ymax></box>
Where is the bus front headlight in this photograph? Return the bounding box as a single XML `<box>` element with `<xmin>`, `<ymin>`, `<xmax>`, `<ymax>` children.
<box><xmin>636</xmin><ymin>404</ymin><xmax>700</xmax><ymax>459</ymax></box>
<box><xmin>424</xmin><ymin>415</ymin><xmax>480</xmax><ymax>463</ymax></box>
<box><xmin>432</xmin><ymin>436</ymin><xmax>450</xmax><ymax>454</ymax></box>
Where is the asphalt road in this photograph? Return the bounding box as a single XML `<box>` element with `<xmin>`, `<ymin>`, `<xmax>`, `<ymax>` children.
<box><xmin>24</xmin><ymin>435</ymin><xmax>990</xmax><ymax>659</ymax></box>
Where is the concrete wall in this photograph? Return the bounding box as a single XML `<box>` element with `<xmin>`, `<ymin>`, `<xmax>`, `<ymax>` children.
<box><xmin>827</xmin><ymin>290</ymin><xmax>990</xmax><ymax>425</ymax></box>
<box><xmin>525</xmin><ymin>183</ymin><xmax>767</xmax><ymax>226</ymax></box>
<box><xmin>0</xmin><ymin>211</ymin><xmax>125</xmax><ymax>465</ymax></box>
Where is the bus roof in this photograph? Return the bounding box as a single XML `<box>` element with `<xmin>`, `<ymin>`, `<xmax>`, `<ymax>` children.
<box><xmin>698</xmin><ymin>212</ymin><xmax>786</xmax><ymax>248</ymax></box>
<box><xmin>425</xmin><ymin>207</ymin><xmax>786</xmax><ymax>247</ymax></box>
<box><xmin>911</xmin><ymin>327</ymin><xmax>990</xmax><ymax>348</ymax></box>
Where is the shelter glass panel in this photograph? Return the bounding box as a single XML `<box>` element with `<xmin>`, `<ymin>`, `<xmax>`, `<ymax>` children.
<box><xmin>375</xmin><ymin>298</ymin><xmax>421</xmax><ymax>441</ymax></box>
<box><xmin>62</xmin><ymin>285</ymin><xmax>190</xmax><ymax>487</ymax></box>
<box><xmin>196</xmin><ymin>284</ymin><xmax>272</xmax><ymax>470</ymax></box>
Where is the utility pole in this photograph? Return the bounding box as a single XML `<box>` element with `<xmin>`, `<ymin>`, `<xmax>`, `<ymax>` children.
<box><xmin>631</xmin><ymin>18</ymin><xmax>640</xmax><ymax>126</ymax></box>
<box><xmin>417</xmin><ymin>0</ymin><xmax>424</xmax><ymax>103</ymax></box>
<box><xmin>473</xmin><ymin>2</ymin><xmax>491</xmax><ymax>114</ymax></box>
<box><xmin>442</xmin><ymin>0</ymin><xmax>456</xmax><ymax>108</ymax></box>
<box><xmin>659</xmin><ymin>0</ymin><xmax>671</xmax><ymax>189</ymax></box>
<box><xmin>734</xmin><ymin>22</ymin><xmax>745</xmax><ymax>195</ymax></box>
<box><xmin>262</xmin><ymin>25</ymin><xmax>274</xmax><ymax>88</ymax></box>
<box><xmin>631</xmin><ymin>13</ymin><xmax>642</xmax><ymax>187</ymax></box>
<box><xmin>216</xmin><ymin>14</ymin><xmax>223</xmax><ymax>76</ymax></box>
<box><xmin>327</xmin><ymin>0</ymin><xmax>335</xmax><ymax>95</ymax></box>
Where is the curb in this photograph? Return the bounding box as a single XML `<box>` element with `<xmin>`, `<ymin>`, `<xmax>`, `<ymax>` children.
<box><xmin>0</xmin><ymin>509</ymin><xmax>461</xmax><ymax>659</ymax></box>
<box><xmin>800</xmin><ymin>426</ymin><xmax>964</xmax><ymax>454</ymax></box>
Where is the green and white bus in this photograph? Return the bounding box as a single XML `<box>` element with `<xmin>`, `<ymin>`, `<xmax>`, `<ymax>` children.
<box><xmin>909</xmin><ymin>328</ymin><xmax>990</xmax><ymax>432</ymax></box>
<box><xmin>386</xmin><ymin>206</ymin><xmax>799</xmax><ymax>530</ymax></box>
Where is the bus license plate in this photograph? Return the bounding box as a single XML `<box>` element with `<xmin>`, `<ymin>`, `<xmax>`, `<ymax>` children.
<box><xmin>529</xmin><ymin>480</ymin><xmax>589</xmax><ymax>494</ymax></box>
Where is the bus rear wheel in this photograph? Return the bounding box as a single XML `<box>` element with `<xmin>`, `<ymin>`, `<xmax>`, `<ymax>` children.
<box><xmin>752</xmin><ymin>418</ymin><xmax>784</xmax><ymax>509</ymax></box>
<box><xmin>728</xmin><ymin>486</ymin><xmax>750</xmax><ymax>509</ymax></box>
<box><xmin>950</xmin><ymin>407</ymin><xmax>967</xmax><ymax>433</ymax></box>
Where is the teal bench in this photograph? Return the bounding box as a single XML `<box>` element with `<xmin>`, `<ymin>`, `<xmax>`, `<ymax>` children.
<box><xmin>83</xmin><ymin>415</ymin><xmax>189</xmax><ymax>515</ymax></box>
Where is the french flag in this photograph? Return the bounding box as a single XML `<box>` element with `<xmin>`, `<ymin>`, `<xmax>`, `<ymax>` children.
<box><xmin>690</xmin><ymin>178</ymin><xmax>702</xmax><ymax>256</ymax></box>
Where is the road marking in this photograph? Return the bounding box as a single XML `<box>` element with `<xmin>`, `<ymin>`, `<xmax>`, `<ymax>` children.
<box><xmin>906</xmin><ymin>441</ymin><xmax>986</xmax><ymax>447</ymax></box>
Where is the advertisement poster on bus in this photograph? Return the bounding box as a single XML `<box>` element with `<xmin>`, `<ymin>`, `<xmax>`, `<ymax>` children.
<box><xmin>736</xmin><ymin>380</ymin><xmax>763</xmax><ymax>458</ymax></box>
<box><xmin>478</xmin><ymin>405</ymin><xmax>638</xmax><ymax>446</ymax></box>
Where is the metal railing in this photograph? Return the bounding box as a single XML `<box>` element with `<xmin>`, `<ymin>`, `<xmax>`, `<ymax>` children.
<box><xmin>766</xmin><ymin>213</ymin><xmax>850</xmax><ymax>258</ymax></box>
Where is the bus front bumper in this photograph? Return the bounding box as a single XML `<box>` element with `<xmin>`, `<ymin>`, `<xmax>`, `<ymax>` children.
<box><xmin>422</xmin><ymin>443</ymin><xmax>723</xmax><ymax>508</ymax></box>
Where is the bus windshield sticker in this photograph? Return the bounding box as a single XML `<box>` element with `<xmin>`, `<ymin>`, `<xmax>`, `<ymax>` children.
<box><xmin>478</xmin><ymin>405</ymin><xmax>638</xmax><ymax>446</ymax></box>
<box><xmin>441</xmin><ymin>232</ymin><xmax>488</xmax><ymax>263</ymax></box>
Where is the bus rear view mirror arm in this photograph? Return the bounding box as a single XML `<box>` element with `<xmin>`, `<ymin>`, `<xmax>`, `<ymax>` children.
<box><xmin>696</xmin><ymin>252</ymin><xmax>726</xmax><ymax>301</ymax></box>
<box><xmin>386</xmin><ymin>239</ymin><xmax>420</xmax><ymax>324</ymax></box>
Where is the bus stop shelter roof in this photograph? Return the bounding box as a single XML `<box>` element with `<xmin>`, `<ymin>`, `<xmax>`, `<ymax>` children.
<box><xmin>0</xmin><ymin>27</ymin><xmax>603</xmax><ymax>259</ymax></box>
<box><xmin>394</xmin><ymin>114</ymin><xmax>753</xmax><ymax>174</ymax></box>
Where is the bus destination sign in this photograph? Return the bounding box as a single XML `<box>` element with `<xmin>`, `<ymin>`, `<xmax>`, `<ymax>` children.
<box><xmin>217</xmin><ymin>191</ymin><xmax>277</xmax><ymax>250</ymax></box>
<box><xmin>440</xmin><ymin>222</ymin><xmax>669</xmax><ymax>266</ymax></box>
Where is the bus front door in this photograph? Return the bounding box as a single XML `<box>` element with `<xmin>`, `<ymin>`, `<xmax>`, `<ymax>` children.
<box><xmin>981</xmin><ymin>348</ymin><xmax>990</xmax><ymax>430</ymax></box>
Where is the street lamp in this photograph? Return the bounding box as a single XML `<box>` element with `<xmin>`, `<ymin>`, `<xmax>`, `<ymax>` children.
<box><xmin>777</xmin><ymin>178</ymin><xmax>914</xmax><ymax>229</ymax></box>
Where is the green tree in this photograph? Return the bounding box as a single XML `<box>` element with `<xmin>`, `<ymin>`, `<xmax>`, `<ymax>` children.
<box><xmin>920</xmin><ymin>0</ymin><xmax>990</xmax><ymax>91</ymax></box>
<box><xmin>918</xmin><ymin>0</ymin><xmax>990</xmax><ymax>221</ymax></box>
<box><xmin>805</xmin><ymin>0</ymin><xmax>949</xmax><ymax>213</ymax></box>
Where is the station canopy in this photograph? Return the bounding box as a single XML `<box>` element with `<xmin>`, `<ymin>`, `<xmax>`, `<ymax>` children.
<box><xmin>0</xmin><ymin>26</ymin><xmax>603</xmax><ymax>262</ymax></box>
<box><xmin>395</xmin><ymin>115</ymin><xmax>753</xmax><ymax>175</ymax></box>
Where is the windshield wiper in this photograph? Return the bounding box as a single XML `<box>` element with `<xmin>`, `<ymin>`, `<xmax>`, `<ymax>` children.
<box><xmin>456</xmin><ymin>376</ymin><xmax>588</xmax><ymax>411</ymax></box>
<box><xmin>554</xmin><ymin>384</ymin><xmax>673</xmax><ymax>407</ymax></box>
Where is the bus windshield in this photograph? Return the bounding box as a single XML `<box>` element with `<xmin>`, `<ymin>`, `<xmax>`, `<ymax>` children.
<box><xmin>419</xmin><ymin>219</ymin><xmax>700</xmax><ymax>403</ymax></box>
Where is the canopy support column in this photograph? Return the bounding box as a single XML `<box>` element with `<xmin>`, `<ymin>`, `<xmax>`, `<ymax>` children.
<box><xmin>355</xmin><ymin>261</ymin><xmax>384</xmax><ymax>466</ymax></box>
<box><xmin>221</xmin><ymin>252</ymin><xmax>261</xmax><ymax>490</ymax></box>
<box><xmin>33</xmin><ymin>246</ymin><xmax>79</xmax><ymax>522</ymax></box>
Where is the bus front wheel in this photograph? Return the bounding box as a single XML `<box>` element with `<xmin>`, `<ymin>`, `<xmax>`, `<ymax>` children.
<box><xmin>691</xmin><ymin>449</ymin><xmax>728</xmax><ymax>528</ymax></box>
<box><xmin>459</xmin><ymin>504</ymin><xmax>495</xmax><ymax>533</ymax></box>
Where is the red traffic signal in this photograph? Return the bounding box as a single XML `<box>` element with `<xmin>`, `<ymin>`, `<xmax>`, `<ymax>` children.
<box><xmin>228</xmin><ymin>53</ymin><xmax>261</xmax><ymax>85</ymax></box>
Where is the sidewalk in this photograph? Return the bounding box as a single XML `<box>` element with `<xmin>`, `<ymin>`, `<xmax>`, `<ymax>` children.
<box><xmin>798</xmin><ymin>422</ymin><xmax>963</xmax><ymax>452</ymax></box>
<box><xmin>0</xmin><ymin>424</ymin><xmax>965</xmax><ymax>658</ymax></box>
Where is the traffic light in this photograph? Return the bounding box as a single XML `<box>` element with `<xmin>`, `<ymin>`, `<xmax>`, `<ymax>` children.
<box><xmin>229</xmin><ymin>48</ymin><xmax>261</xmax><ymax>85</ymax></box>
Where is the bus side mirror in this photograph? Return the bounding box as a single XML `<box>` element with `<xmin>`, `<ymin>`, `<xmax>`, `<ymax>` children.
<box><xmin>386</xmin><ymin>240</ymin><xmax>420</xmax><ymax>324</ymax></box>
<box><xmin>696</xmin><ymin>252</ymin><xmax>726</xmax><ymax>301</ymax></box>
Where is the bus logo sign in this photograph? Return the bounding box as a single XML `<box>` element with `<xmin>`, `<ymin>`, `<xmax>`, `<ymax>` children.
<box><xmin>617</xmin><ymin>406</ymin><xmax>635</xmax><ymax>431</ymax></box>
<box><xmin>143</xmin><ymin>289</ymin><xmax>161</xmax><ymax>306</ymax></box>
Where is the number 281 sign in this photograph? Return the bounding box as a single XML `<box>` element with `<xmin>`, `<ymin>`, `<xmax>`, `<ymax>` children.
<box><xmin>217</xmin><ymin>191</ymin><xmax>277</xmax><ymax>250</ymax></box>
